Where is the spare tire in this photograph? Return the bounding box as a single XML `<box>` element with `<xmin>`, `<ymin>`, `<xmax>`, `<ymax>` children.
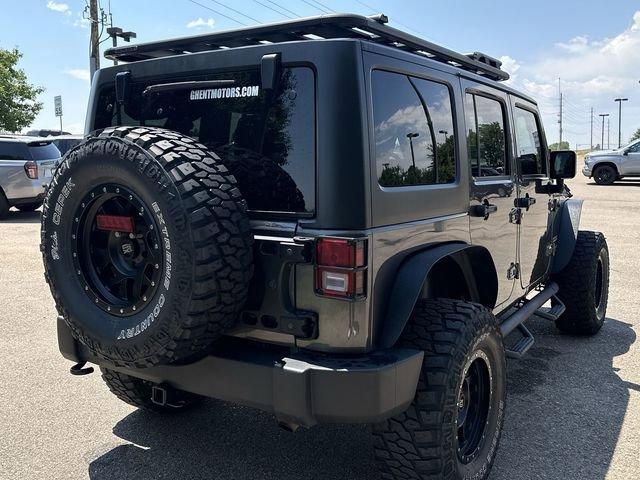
<box><xmin>41</xmin><ymin>126</ymin><xmax>253</xmax><ymax>368</ymax></box>
<box><xmin>214</xmin><ymin>145</ymin><xmax>306</xmax><ymax>213</ymax></box>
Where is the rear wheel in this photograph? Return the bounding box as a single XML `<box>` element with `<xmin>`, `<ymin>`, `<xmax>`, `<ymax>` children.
<box><xmin>593</xmin><ymin>164</ymin><xmax>617</xmax><ymax>185</ymax></box>
<box><xmin>101</xmin><ymin>367</ymin><xmax>201</xmax><ymax>412</ymax></box>
<box><xmin>553</xmin><ymin>231</ymin><xmax>609</xmax><ymax>335</ymax></box>
<box><xmin>373</xmin><ymin>299</ymin><xmax>506</xmax><ymax>480</ymax></box>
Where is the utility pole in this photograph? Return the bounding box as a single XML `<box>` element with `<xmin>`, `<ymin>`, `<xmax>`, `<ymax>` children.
<box><xmin>607</xmin><ymin>117</ymin><xmax>610</xmax><ymax>149</ymax></box>
<box><xmin>89</xmin><ymin>0</ymin><xmax>100</xmax><ymax>81</ymax></box>
<box><xmin>599</xmin><ymin>114</ymin><xmax>609</xmax><ymax>150</ymax></box>
<box><xmin>558</xmin><ymin>78</ymin><xmax>563</xmax><ymax>148</ymax></box>
<box><xmin>590</xmin><ymin>107</ymin><xmax>594</xmax><ymax>150</ymax></box>
<box><xmin>614</xmin><ymin>98</ymin><xmax>628</xmax><ymax>148</ymax></box>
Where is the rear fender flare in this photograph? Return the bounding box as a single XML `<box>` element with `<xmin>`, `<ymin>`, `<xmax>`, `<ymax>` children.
<box><xmin>551</xmin><ymin>199</ymin><xmax>583</xmax><ymax>274</ymax></box>
<box><xmin>377</xmin><ymin>243</ymin><xmax>498</xmax><ymax>349</ymax></box>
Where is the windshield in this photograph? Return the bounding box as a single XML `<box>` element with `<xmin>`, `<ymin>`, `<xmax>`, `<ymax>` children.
<box><xmin>94</xmin><ymin>67</ymin><xmax>316</xmax><ymax>215</ymax></box>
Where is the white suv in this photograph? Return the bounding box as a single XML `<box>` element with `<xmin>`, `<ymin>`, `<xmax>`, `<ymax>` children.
<box><xmin>583</xmin><ymin>139</ymin><xmax>640</xmax><ymax>184</ymax></box>
<box><xmin>0</xmin><ymin>136</ymin><xmax>61</xmax><ymax>217</ymax></box>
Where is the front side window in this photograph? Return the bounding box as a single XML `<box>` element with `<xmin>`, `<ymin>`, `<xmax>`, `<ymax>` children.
<box><xmin>372</xmin><ymin>70</ymin><xmax>456</xmax><ymax>187</ymax></box>
<box><xmin>465</xmin><ymin>93</ymin><xmax>507</xmax><ymax>177</ymax></box>
<box><xmin>94</xmin><ymin>67</ymin><xmax>315</xmax><ymax>214</ymax></box>
<box><xmin>514</xmin><ymin>107</ymin><xmax>546</xmax><ymax>175</ymax></box>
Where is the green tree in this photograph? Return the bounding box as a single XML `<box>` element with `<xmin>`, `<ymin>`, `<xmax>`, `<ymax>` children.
<box><xmin>0</xmin><ymin>48</ymin><xmax>44</xmax><ymax>133</ymax></box>
<box><xmin>630</xmin><ymin>128</ymin><xmax>640</xmax><ymax>142</ymax></box>
<box><xmin>549</xmin><ymin>141</ymin><xmax>570</xmax><ymax>151</ymax></box>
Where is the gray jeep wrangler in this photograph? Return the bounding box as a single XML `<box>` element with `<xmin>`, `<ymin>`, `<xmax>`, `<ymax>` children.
<box><xmin>41</xmin><ymin>14</ymin><xmax>610</xmax><ymax>480</ymax></box>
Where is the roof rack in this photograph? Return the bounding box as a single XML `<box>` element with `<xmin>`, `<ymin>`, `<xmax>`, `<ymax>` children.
<box><xmin>105</xmin><ymin>13</ymin><xmax>509</xmax><ymax>82</ymax></box>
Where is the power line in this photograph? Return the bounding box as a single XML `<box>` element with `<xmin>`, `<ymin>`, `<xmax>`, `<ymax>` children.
<box><xmin>308</xmin><ymin>0</ymin><xmax>335</xmax><ymax>13</ymax></box>
<box><xmin>263</xmin><ymin>0</ymin><xmax>300</xmax><ymax>18</ymax></box>
<box><xmin>299</xmin><ymin>0</ymin><xmax>331</xmax><ymax>14</ymax></box>
<box><xmin>187</xmin><ymin>0</ymin><xmax>247</xmax><ymax>26</ymax></box>
<box><xmin>206</xmin><ymin>0</ymin><xmax>261</xmax><ymax>23</ymax></box>
<box><xmin>253</xmin><ymin>0</ymin><xmax>294</xmax><ymax>19</ymax></box>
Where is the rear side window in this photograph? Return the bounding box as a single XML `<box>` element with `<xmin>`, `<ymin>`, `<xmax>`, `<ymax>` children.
<box><xmin>0</xmin><ymin>142</ymin><xmax>28</xmax><ymax>160</ymax></box>
<box><xmin>514</xmin><ymin>107</ymin><xmax>546</xmax><ymax>175</ymax></box>
<box><xmin>465</xmin><ymin>93</ymin><xmax>507</xmax><ymax>177</ymax></box>
<box><xmin>28</xmin><ymin>143</ymin><xmax>61</xmax><ymax>160</ymax></box>
<box><xmin>372</xmin><ymin>70</ymin><xmax>456</xmax><ymax>187</ymax></box>
<box><xmin>94</xmin><ymin>67</ymin><xmax>315</xmax><ymax>215</ymax></box>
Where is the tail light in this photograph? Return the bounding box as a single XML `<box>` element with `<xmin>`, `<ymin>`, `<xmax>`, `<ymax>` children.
<box><xmin>315</xmin><ymin>237</ymin><xmax>367</xmax><ymax>300</ymax></box>
<box><xmin>24</xmin><ymin>161</ymin><xmax>38</xmax><ymax>179</ymax></box>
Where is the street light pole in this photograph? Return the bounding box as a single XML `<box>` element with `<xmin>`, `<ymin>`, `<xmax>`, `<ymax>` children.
<box><xmin>614</xmin><ymin>98</ymin><xmax>628</xmax><ymax>148</ymax></box>
<box><xmin>406</xmin><ymin>133</ymin><xmax>419</xmax><ymax>171</ymax></box>
<box><xmin>599</xmin><ymin>114</ymin><xmax>609</xmax><ymax>150</ymax></box>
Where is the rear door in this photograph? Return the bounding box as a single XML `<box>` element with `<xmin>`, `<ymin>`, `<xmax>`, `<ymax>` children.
<box><xmin>463</xmin><ymin>81</ymin><xmax>518</xmax><ymax>308</ymax></box>
<box><xmin>510</xmin><ymin>99</ymin><xmax>553</xmax><ymax>290</ymax></box>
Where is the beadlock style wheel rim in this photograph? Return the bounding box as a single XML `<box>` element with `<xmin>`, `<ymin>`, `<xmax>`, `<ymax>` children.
<box><xmin>457</xmin><ymin>350</ymin><xmax>492</xmax><ymax>464</ymax></box>
<box><xmin>72</xmin><ymin>184</ymin><xmax>163</xmax><ymax>317</ymax></box>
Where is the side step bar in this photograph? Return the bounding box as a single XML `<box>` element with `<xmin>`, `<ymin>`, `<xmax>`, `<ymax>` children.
<box><xmin>499</xmin><ymin>282</ymin><xmax>559</xmax><ymax>337</ymax></box>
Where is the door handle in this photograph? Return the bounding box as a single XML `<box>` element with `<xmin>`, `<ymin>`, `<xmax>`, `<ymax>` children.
<box><xmin>514</xmin><ymin>194</ymin><xmax>536</xmax><ymax>210</ymax></box>
<box><xmin>470</xmin><ymin>200</ymin><xmax>498</xmax><ymax>220</ymax></box>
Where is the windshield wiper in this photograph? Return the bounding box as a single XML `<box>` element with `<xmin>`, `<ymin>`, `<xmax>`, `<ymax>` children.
<box><xmin>142</xmin><ymin>79</ymin><xmax>235</xmax><ymax>97</ymax></box>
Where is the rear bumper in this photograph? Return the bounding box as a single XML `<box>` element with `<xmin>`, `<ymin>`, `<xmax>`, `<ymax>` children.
<box><xmin>58</xmin><ymin>317</ymin><xmax>423</xmax><ymax>427</ymax></box>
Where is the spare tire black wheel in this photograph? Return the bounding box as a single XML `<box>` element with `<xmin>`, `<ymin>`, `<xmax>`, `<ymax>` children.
<box><xmin>41</xmin><ymin>127</ymin><xmax>253</xmax><ymax>368</ymax></box>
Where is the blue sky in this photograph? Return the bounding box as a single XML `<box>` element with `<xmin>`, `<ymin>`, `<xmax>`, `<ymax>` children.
<box><xmin>2</xmin><ymin>0</ymin><xmax>640</xmax><ymax>147</ymax></box>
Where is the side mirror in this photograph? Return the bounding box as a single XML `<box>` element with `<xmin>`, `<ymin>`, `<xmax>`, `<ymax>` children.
<box><xmin>623</xmin><ymin>149</ymin><xmax>629</xmax><ymax>156</ymax></box>
<box><xmin>550</xmin><ymin>150</ymin><xmax>576</xmax><ymax>179</ymax></box>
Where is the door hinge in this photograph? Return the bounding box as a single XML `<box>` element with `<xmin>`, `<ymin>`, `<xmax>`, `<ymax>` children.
<box><xmin>509</xmin><ymin>207</ymin><xmax>522</xmax><ymax>225</ymax></box>
<box><xmin>507</xmin><ymin>262</ymin><xmax>520</xmax><ymax>280</ymax></box>
<box><xmin>548</xmin><ymin>199</ymin><xmax>559</xmax><ymax>212</ymax></box>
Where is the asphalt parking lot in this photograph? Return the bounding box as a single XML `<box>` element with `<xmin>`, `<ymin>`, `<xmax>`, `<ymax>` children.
<box><xmin>0</xmin><ymin>170</ymin><xmax>638</xmax><ymax>480</ymax></box>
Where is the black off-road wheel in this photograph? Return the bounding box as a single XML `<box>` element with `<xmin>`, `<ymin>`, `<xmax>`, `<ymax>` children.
<box><xmin>101</xmin><ymin>367</ymin><xmax>201</xmax><ymax>412</ymax></box>
<box><xmin>553</xmin><ymin>231</ymin><xmax>609</xmax><ymax>335</ymax></box>
<box><xmin>373</xmin><ymin>299</ymin><xmax>506</xmax><ymax>480</ymax></box>
<box><xmin>41</xmin><ymin>126</ymin><xmax>253</xmax><ymax>368</ymax></box>
<box><xmin>593</xmin><ymin>164</ymin><xmax>617</xmax><ymax>185</ymax></box>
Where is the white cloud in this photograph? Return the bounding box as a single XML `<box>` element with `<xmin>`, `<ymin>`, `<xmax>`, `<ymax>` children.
<box><xmin>186</xmin><ymin>17</ymin><xmax>215</xmax><ymax>29</ymax></box>
<box><xmin>501</xmin><ymin>10</ymin><xmax>640</xmax><ymax>147</ymax></box>
<box><xmin>65</xmin><ymin>69</ymin><xmax>90</xmax><ymax>82</ymax></box>
<box><xmin>47</xmin><ymin>1</ymin><xmax>70</xmax><ymax>15</ymax></box>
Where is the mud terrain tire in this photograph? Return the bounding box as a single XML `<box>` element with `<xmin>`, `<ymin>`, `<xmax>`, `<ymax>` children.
<box><xmin>373</xmin><ymin>299</ymin><xmax>506</xmax><ymax>480</ymax></box>
<box><xmin>41</xmin><ymin>127</ymin><xmax>253</xmax><ymax>368</ymax></box>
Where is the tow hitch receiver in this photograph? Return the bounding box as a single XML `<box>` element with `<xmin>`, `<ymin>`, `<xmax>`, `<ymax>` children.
<box><xmin>151</xmin><ymin>385</ymin><xmax>187</xmax><ymax>408</ymax></box>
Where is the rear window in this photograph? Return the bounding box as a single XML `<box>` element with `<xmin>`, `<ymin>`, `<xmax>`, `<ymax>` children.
<box><xmin>28</xmin><ymin>143</ymin><xmax>61</xmax><ymax>160</ymax></box>
<box><xmin>94</xmin><ymin>67</ymin><xmax>316</xmax><ymax>215</ymax></box>
<box><xmin>0</xmin><ymin>142</ymin><xmax>29</xmax><ymax>160</ymax></box>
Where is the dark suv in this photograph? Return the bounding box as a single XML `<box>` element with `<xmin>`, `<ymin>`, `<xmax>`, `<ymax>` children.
<box><xmin>41</xmin><ymin>14</ymin><xmax>609</xmax><ymax>480</ymax></box>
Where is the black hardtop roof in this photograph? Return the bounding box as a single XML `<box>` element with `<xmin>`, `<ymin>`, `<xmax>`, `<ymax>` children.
<box><xmin>105</xmin><ymin>13</ymin><xmax>509</xmax><ymax>82</ymax></box>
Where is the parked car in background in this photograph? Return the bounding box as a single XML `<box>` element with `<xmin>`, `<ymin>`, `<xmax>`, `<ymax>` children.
<box><xmin>49</xmin><ymin>135</ymin><xmax>83</xmax><ymax>156</ymax></box>
<box><xmin>582</xmin><ymin>138</ymin><xmax>640</xmax><ymax>184</ymax></box>
<box><xmin>0</xmin><ymin>136</ymin><xmax>61</xmax><ymax>217</ymax></box>
<box><xmin>25</xmin><ymin>129</ymin><xmax>72</xmax><ymax>137</ymax></box>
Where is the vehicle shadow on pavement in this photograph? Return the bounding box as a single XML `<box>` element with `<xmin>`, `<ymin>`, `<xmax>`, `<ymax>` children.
<box><xmin>89</xmin><ymin>316</ymin><xmax>635</xmax><ymax>480</ymax></box>
<box><xmin>0</xmin><ymin>210</ymin><xmax>41</xmax><ymax>224</ymax></box>
<box><xmin>588</xmin><ymin>181</ymin><xmax>640</xmax><ymax>187</ymax></box>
